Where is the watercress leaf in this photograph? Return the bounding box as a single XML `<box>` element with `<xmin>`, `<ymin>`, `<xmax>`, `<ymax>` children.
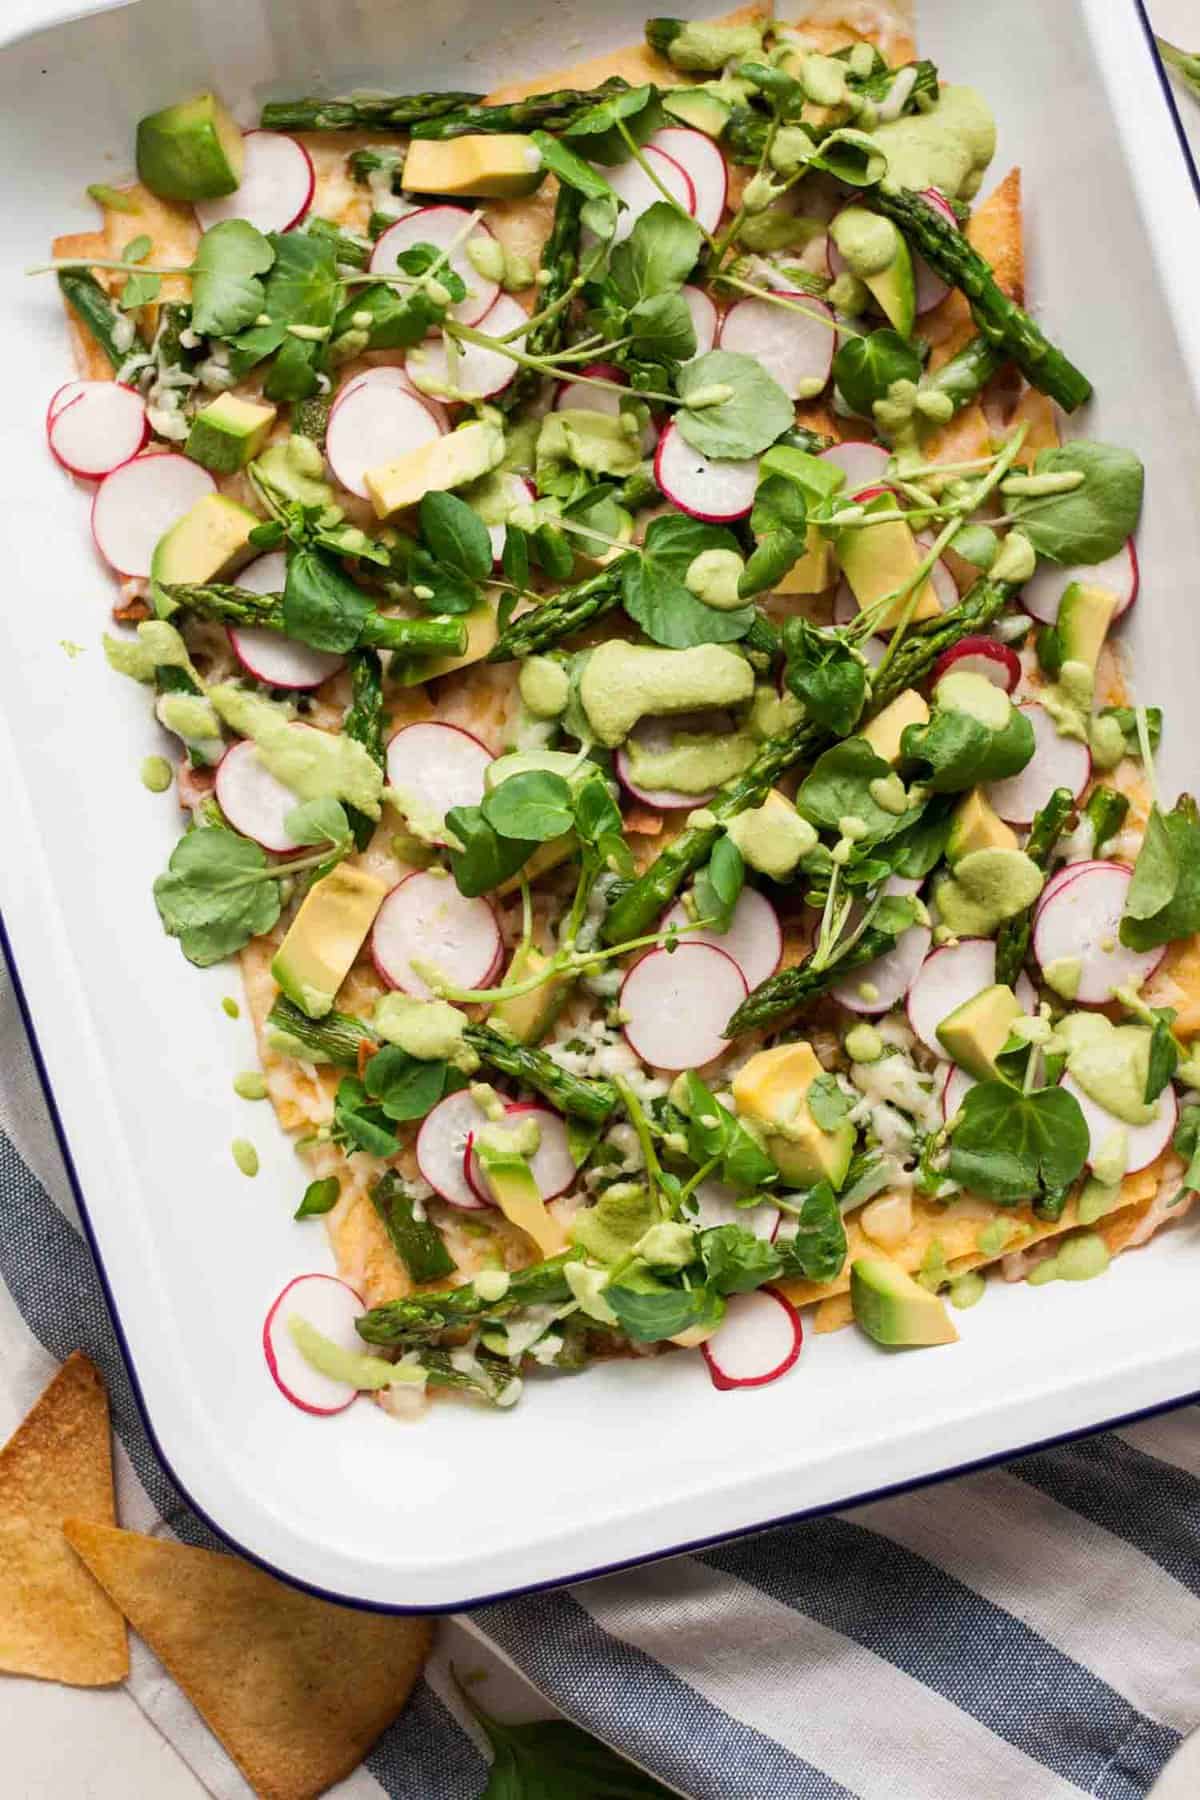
<box><xmin>797</xmin><ymin>737</ymin><xmax>917</xmax><ymax>840</ymax></box>
<box><xmin>900</xmin><ymin>702</ymin><xmax>1035</xmax><ymax>793</ymax></box>
<box><xmin>1173</xmin><ymin>1104</ymin><xmax>1200</xmax><ymax>1197</ymax></box>
<box><xmin>529</xmin><ymin>129</ymin><xmax>620</xmax><ymax>202</ymax></box>
<box><xmin>676</xmin><ymin>349</ymin><xmax>794</xmax><ymax>460</ymax></box>
<box><xmin>445</xmin><ymin>804</ymin><xmax>537</xmax><ymax>897</ymax></box>
<box><xmin>153</xmin><ymin>824</ymin><xmax>282</xmax><ymax>967</ymax></box>
<box><xmin>1097</xmin><ymin>705</ymin><xmax>1162</xmax><ymax>758</ymax></box>
<box><xmin>295</xmin><ymin>1176</ymin><xmax>340</xmax><ymax>1219</ymax></box>
<box><xmin>627</xmin><ymin>291</ymin><xmax>696</xmax><ymax>362</ymax></box>
<box><xmin>837</xmin><ymin>1150</ymin><xmax>893</xmax><ymax>1212</ymax></box>
<box><xmin>773</xmin><ymin>1181</ymin><xmax>847</xmax><ymax>1283</ymax></box>
<box><xmin>883</xmin><ymin>795</ymin><xmax>955</xmax><ymax>878</ymax></box>
<box><xmin>571</xmin><ymin>771</ymin><xmax>624</xmax><ymax>847</ymax></box>
<box><xmin>332</xmin><ymin>280</ymin><xmax>440</xmax><ymax>350</ymax></box>
<box><xmin>122</xmin><ymin>233</ymin><xmax>153</xmax><ymax>264</ymax></box>
<box><xmin>1124</xmin><ymin>805</ymin><xmax>1179</xmax><ymax>921</ymax></box>
<box><xmin>832</xmin><ymin>328</ymin><xmax>921</xmax><ymax>417</ymax></box>
<box><xmin>560</xmin><ymin>83</ymin><xmax>664</xmax><ymax>164</ymax></box>
<box><xmin>118</xmin><ymin>269</ymin><xmax>161</xmax><ymax>310</ymax></box>
<box><xmin>331</xmin><ymin>1077</ymin><xmax>399</xmax><ymax>1158</ymax></box>
<box><xmin>721</xmin><ymin>1120</ymin><xmax>777</xmax><ymax>1192</ymax></box>
<box><xmin>947</xmin><ymin>1081</ymin><xmax>1090</xmax><ymax>1203</ymax></box>
<box><xmin>533</xmin><ymin>522</ymin><xmax>575</xmax><ymax>582</ymax></box>
<box><xmin>406</xmin><ymin>546</ymin><xmax>480</xmax><ymax>615</ymax></box>
<box><xmin>579</xmin><ymin>194</ymin><xmax>621</xmax><ymax>254</ymax></box>
<box><xmin>363</xmin><ymin>1044</ymin><xmax>454</xmax><ymax>1121</ymax></box>
<box><xmin>608</xmin><ymin>202</ymin><xmax>704</xmax><ymax>305</ymax></box>
<box><xmin>263</xmin><ymin>331</ymin><xmax>322</xmax><ymax>402</ymax></box>
<box><xmin>474</xmin><ymin>1710</ymin><xmax>677</xmax><ymax>1800</ymax></box>
<box><xmin>1120</xmin><ymin>796</ymin><xmax>1200</xmax><ymax>951</ymax></box>
<box><xmin>1145</xmin><ymin>1012</ymin><xmax>1179</xmax><ymax>1105</ymax></box>
<box><xmin>682</xmin><ymin>1071</ymin><xmax>731</xmax><ymax>1163</ymax></box>
<box><xmin>700</xmin><ymin>1224</ymin><xmax>783</xmax><ymax>1295</ymax></box>
<box><xmin>739</xmin><ymin>530</ymin><xmax>808</xmax><ymax>599</ymax></box>
<box><xmin>1008</xmin><ymin>441</ymin><xmax>1145</xmax><ymax>564</ymax></box>
<box><xmin>605</xmin><ymin>1271</ymin><xmax>723</xmax><ymax>1343</ymax></box>
<box><xmin>783</xmin><ymin>616</ymin><xmax>867</xmax><ymax>738</ymax></box>
<box><xmin>281</xmin><ymin>546</ymin><xmax>372</xmax><ymax>652</ymax></box>
<box><xmin>283</xmin><ymin>797</ymin><xmax>351</xmax><ymax>848</ymax></box>
<box><xmin>501</xmin><ymin>522</ymin><xmax>530</xmax><ymax>589</ymax></box>
<box><xmin>264</xmin><ymin>229</ymin><xmax>341</xmax><ymax>326</ymax></box>
<box><xmin>623</xmin><ymin>512</ymin><xmax>755</xmax><ymax>646</ymax></box>
<box><xmin>739</xmin><ymin>471</ymin><xmax>810</xmax><ymax>598</ymax></box>
<box><xmin>190</xmin><ymin>219</ymin><xmax>275</xmax><ymax>337</ymax></box>
<box><xmin>807</xmin><ymin>1072</ymin><xmax>853</xmax><ymax>1132</ymax></box>
<box><xmin>693</xmin><ymin>834</ymin><xmax>744</xmax><ymax>934</ymax></box>
<box><xmin>952</xmin><ymin>522</ymin><xmax>998</xmax><ymax>569</ymax></box>
<box><xmin>419</xmin><ymin>491</ymin><xmax>492</xmax><ymax>580</ymax></box>
<box><xmin>482</xmin><ymin>770</ymin><xmax>575</xmax><ymax>842</ymax></box>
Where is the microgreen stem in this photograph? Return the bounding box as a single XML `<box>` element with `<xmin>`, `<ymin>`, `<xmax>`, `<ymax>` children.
<box><xmin>445</xmin><ymin>321</ymin><xmax>678</xmax><ymax>404</ymax></box>
<box><xmin>616</xmin><ymin>121</ymin><xmax>720</xmax><ymax>253</ymax></box>
<box><xmin>719</xmin><ymin>272</ymin><xmax>862</xmax><ymax>338</ymax></box>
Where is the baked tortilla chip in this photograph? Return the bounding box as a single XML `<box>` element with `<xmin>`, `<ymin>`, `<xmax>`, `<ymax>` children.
<box><xmin>0</xmin><ymin>1352</ymin><xmax>127</xmax><ymax>1685</ymax></box>
<box><xmin>64</xmin><ymin>1521</ymin><xmax>432</xmax><ymax>1800</ymax></box>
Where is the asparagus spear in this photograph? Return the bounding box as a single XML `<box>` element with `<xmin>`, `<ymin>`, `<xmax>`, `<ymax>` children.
<box><xmin>303</xmin><ymin>216</ymin><xmax>371</xmax><ymax>270</ymax></box>
<box><xmin>343</xmin><ymin>650</ymin><xmax>385</xmax><ymax>851</ymax></box>
<box><xmin>259</xmin><ymin>91</ymin><xmax>483</xmax><ymax>132</ymax></box>
<box><xmin>409</xmin><ymin>78</ymin><xmax>631</xmax><ymax>140</ymax></box>
<box><xmin>726</xmin><ymin>911</ymin><xmax>915</xmax><ymax>1036</ymax></box>
<box><xmin>601</xmin><ymin>578</ymin><xmax>1018</xmax><ymax>945</ymax></box>
<box><xmin>873</xmin><ymin>188</ymin><xmax>1092</xmax><ymax>411</ymax></box>
<box><xmin>57</xmin><ymin>270</ymin><xmax>128</xmax><ymax>371</ymax></box>
<box><xmin>356</xmin><ymin>1254</ymin><xmax>577</xmax><ymax>1345</ymax></box>
<box><xmin>1080</xmin><ymin>784</ymin><xmax>1130</xmax><ymax>857</ymax></box>
<box><xmin>488</xmin><ymin>563</ymin><xmax>628</xmax><ymax>661</ymax></box>
<box><xmin>1157</xmin><ymin>37</ymin><xmax>1200</xmax><ymax>99</ymax></box>
<box><xmin>994</xmin><ymin>786</ymin><xmax>1074</xmax><ymax>987</ymax></box>
<box><xmin>347</xmin><ymin>147</ymin><xmax>404</xmax><ymax>187</ymax></box>
<box><xmin>922</xmin><ymin>333</ymin><xmax>1004</xmax><ymax>416</ymax></box>
<box><xmin>370</xmin><ymin>1171</ymin><xmax>455</xmax><ymax>1283</ymax></box>
<box><xmin>498</xmin><ymin>181</ymin><xmax>584</xmax><ymax>416</ymax></box>
<box><xmin>160</xmin><ymin>581</ymin><xmax>467</xmax><ymax>658</ymax></box>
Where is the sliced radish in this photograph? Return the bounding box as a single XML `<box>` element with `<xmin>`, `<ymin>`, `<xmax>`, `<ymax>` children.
<box><xmin>912</xmin><ymin>188</ymin><xmax>958</xmax><ymax>314</ymax></box>
<box><xmin>91</xmin><ymin>452</ymin><xmax>216</xmax><ymax>577</ymax></box>
<box><xmin>907</xmin><ymin>938</ymin><xmax>1014</xmax><ymax>1056</ymax></box>
<box><xmin>262</xmin><ymin>1274</ymin><xmax>363</xmax><ymax>1415</ymax></box>
<box><xmin>372</xmin><ymin>870</ymin><xmax>502</xmax><ymax>1000</ymax></box>
<box><xmin>819</xmin><ymin>440</ymin><xmax>889</xmax><ymax>494</ymax></box>
<box><xmin>941</xmin><ymin>1063</ymin><xmax>976</xmax><ymax>1123</ymax></box>
<box><xmin>227</xmin><ymin>549</ymin><xmax>345</xmax><ymax>690</ymax></box>
<box><xmin>615</xmin><ymin>709</ymin><xmax>732</xmax><ymax>809</ymax></box>
<box><xmin>595</xmin><ymin>146</ymin><xmax>695</xmax><ymax>245</ymax></box>
<box><xmin>408</xmin><ymin>293</ymin><xmax>527</xmax><ymax>400</ymax></box>
<box><xmin>1061</xmin><ymin>1074</ymin><xmax>1177</xmax><ymax>1176</ymax></box>
<box><xmin>1020</xmin><ymin>540</ymin><xmax>1138</xmax><ymax>626</ymax></box>
<box><xmin>661</xmin><ymin>887</ymin><xmax>783</xmax><ymax>991</ymax></box>
<box><xmin>682</xmin><ymin>284</ymin><xmax>718</xmax><ymax>355</ymax></box>
<box><xmin>986</xmin><ymin>703</ymin><xmax>1091</xmax><ymax>827</ymax></box>
<box><xmin>47</xmin><ymin>380</ymin><xmax>147</xmax><ymax>478</ymax></box>
<box><xmin>554</xmin><ymin>362</ymin><xmax>657</xmax><ymax>453</ymax></box>
<box><xmin>832</xmin><ymin>585</ymin><xmax>887</xmax><ymax>666</ymax></box>
<box><xmin>718</xmin><ymin>292</ymin><xmax>833</xmax><ymax>401</ymax></box>
<box><xmin>655</xmin><ymin>422</ymin><xmax>757</xmax><ymax>522</ymax></box>
<box><xmin>1032</xmin><ymin>861</ymin><xmax>1164</xmax><ymax>1004</ymax></box>
<box><xmin>370</xmin><ymin>207</ymin><xmax>499</xmax><ymax>327</ymax></box>
<box><xmin>47</xmin><ymin>378</ymin><xmax>91</xmax><ymax>425</ymax></box>
<box><xmin>482</xmin><ymin>473</ymin><xmax>535</xmax><ymax>563</ymax></box>
<box><xmin>932</xmin><ymin>635</ymin><xmax>1021</xmax><ymax>693</ymax></box>
<box><xmin>465</xmin><ymin>1101</ymin><xmax>576</xmax><ymax>1204</ymax></box>
<box><xmin>701</xmin><ymin>1287</ymin><xmax>802</xmax><ymax>1391</ymax></box>
<box><xmin>1035</xmin><ymin>857</ymin><xmax>1111</xmax><ymax>918</ymax></box>
<box><xmin>385</xmin><ymin>721</ymin><xmax>493</xmax><ymax>843</ymax></box>
<box><xmin>417</xmin><ymin>1088</ymin><xmax>492</xmax><ymax>1208</ymax></box>
<box><xmin>215</xmin><ymin>728</ymin><xmax>321</xmax><ymax>851</ymax></box>
<box><xmin>196</xmin><ymin>131</ymin><xmax>314</xmax><ymax>236</ymax></box>
<box><xmin>833</xmin><ymin>924</ymin><xmax>932</xmax><ymax>1015</ymax></box>
<box><xmin>620</xmin><ymin>941</ymin><xmax>747</xmax><ymax>1069</ymax></box>
<box><xmin>331</xmin><ymin>362</ymin><xmax>451</xmax><ymax>431</ymax></box>
<box><xmin>325</xmin><ymin>375</ymin><xmax>443</xmax><ymax>500</ymax></box>
<box><xmin>689</xmin><ymin>1176</ymin><xmax>779</xmax><ymax>1241</ymax></box>
<box><xmin>914</xmin><ymin>536</ymin><xmax>959</xmax><ymax>612</ymax></box>
<box><xmin>645</xmin><ymin>126</ymin><xmax>727</xmax><ymax>235</ymax></box>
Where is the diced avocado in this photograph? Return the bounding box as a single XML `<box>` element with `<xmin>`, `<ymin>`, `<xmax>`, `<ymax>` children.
<box><xmin>861</xmin><ymin>689</ymin><xmax>930</xmax><ymax>765</ymax></box>
<box><xmin>401</xmin><ymin>134</ymin><xmax>545</xmax><ymax>200</ymax></box>
<box><xmin>836</xmin><ymin>493</ymin><xmax>942</xmax><ymax>629</ymax></box>
<box><xmin>947</xmin><ymin>788</ymin><xmax>1018</xmax><ymax>863</ymax></box>
<box><xmin>662</xmin><ymin>87</ymin><xmax>732</xmax><ymax>139</ymax></box>
<box><xmin>773</xmin><ymin>523</ymin><xmax>835</xmax><ymax>594</ymax></box>
<box><xmin>136</xmin><ymin>92</ymin><xmax>244</xmax><ymax>202</ymax></box>
<box><xmin>732</xmin><ymin>1042</ymin><xmax>854</xmax><ymax>1191</ymax></box>
<box><xmin>1057</xmin><ymin>581</ymin><xmax>1116</xmax><ymax>673</ymax></box>
<box><xmin>936</xmin><ymin>982</ymin><xmax>1023</xmax><ymax>1080</ymax></box>
<box><xmin>365</xmin><ymin>420</ymin><xmax>504</xmax><ymax>518</ymax></box>
<box><xmin>271</xmin><ymin>864</ymin><xmax>387</xmax><ymax>1019</ymax></box>
<box><xmin>474</xmin><ymin>1130</ymin><xmax>568</xmax><ymax>1258</ymax></box>
<box><xmin>850</xmin><ymin>1257</ymin><xmax>959</xmax><ymax>1347</ymax></box>
<box><xmin>492</xmin><ymin>943</ymin><xmax>567</xmax><ymax>1046</ymax></box>
<box><xmin>185</xmin><ymin>393</ymin><xmax>278</xmax><ymax>475</ymax></box>
<box><xmin>829</xmin><ymin>207</ymin><xmax>916</xmax><ymax>338</ymax></box>
<box><xmin>150</xmin><ymin>494</ymin><xmax>259</xmax><ymax>615</ymax></box>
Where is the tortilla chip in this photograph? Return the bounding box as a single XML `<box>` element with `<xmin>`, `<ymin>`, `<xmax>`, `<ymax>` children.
<box><xmin>53</xmin><ymin>231</ymin><xmax>117</xmax><ymax>381</ymax></box>
<box><xmin>63</xmin><ymin>1521</ymin><xmax>432</xmax><ymax>1800</ymax></box>
<box><xmin>926</xmin><ymin>168</ymin><xmax>1024</xmax><ymax>369</ymax></box>
<box><xmin>0</xmin><ymin>1353</ymin><xmax>128</xmax><ymax>1685</ymax></box>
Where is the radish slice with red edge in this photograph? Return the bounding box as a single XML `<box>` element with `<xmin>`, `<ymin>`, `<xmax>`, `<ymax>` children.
<box><xmin>717</xmin><ymin>292</ymin><xmax>834</xmax><ymax>401</ymax></box>
<box><xmin>215</xmin><ymin>728</ymin><xmax>321</xmax><ymax>851</ymax></box>
<box><xmin>370</xmin><ymin>207</ymin><xmax>500</xmax><ymax>326</ymax></box>
<box><xmin>47</xmin><ymin>378</ymin><xmax>90</xmax><ymax>425</ymax></box>
<box><xmin>645</xmin><ymin>126</ymin><xmax>727</xmax><ymax>234</ymax></box>
<box><xmin>325</xmin><ymin>375</ymin><xmax>443</xmax><ymax>500</ymax></box>
<box><xmin>615</xmin><ymin>709</ymin><xmax>732</xmax><ymax>809</ymax></box>
<box><xmin>417</xmin><ymin>1088</ymin><xmax>492</xmax><ymax>1208</ymax></box>
<box><xmin>907</xmin><ymin>937</ymin><xmax>1030</xmax><ymax>1056</ymax></box>
<box><xmin>688</xmin><ymin>1176</ymin><xmax>779</xmax><ymax>1241</ymax></box>
<box><xmin>620</xmin><ymin>941</ymin><xmax>747</xmax><ymax>1070</ymax></box>
<box><xmin>554</xmin><ymin>363</ymin><xmax>657</xmax><ymax>452</ymax></box>
<box><xmin>196</xmin><ymin>131</ymin><xmax>314</xmax><ymax>235</ymax></box>
<box><xmin>262</xmin><ymin>1274</ymin><xmax>363</xmax><ymax>1415</ymax></box>
<box><xmin>591</xmin><ymin>146</ymin><xmax>695</xmax><ymax>245</ymax></box>
<box><xmin>833</xmin><ymin>923</ymin><xmax>932</xmax><ymax>1015</ymax></box>
<box><xmin>661</xmin><ymin>887</ymin><xmax>783</xmax><ymax>991</ymax></box>
<box><xmin>227</xmin><ymin>550</ymin><xmax>345</xmax><ymax>690</ymax></box>
<box><xmin>701</xmin><ymin>1287</ymin><xmax>802</xmax><ymax>1391</ymax></box>
<box><xmin>1034</xmin><ymin>857</ymin><xmax>1112</xmax><ymax>918</ymax></box>
<box><xmin>682</xmin><ymin>284</ymin><xmax>718</xmax><ymax>355</ymax></box>
<box><xmin>385</xmin><ymin>721</ymin><xmax>493</xmax><ymax>844</ymax></box>
<box><xmin>371</xmin><ymin>870</ymin><xmax>502</xmax><ymax>1000</ymax></box>
<box><xmin>1020</xmin><ymin>540</ymin><xmax>1138</xmax><ymax>626</ymax></box>
<box><xmin>407</xmin><ymin>293</ymin><xmax>528</xmax><ymax>400</ymax></box>
<box><xmin>986</xmin><ymin>703</ymin><xmax>1091</xmax><ymax>827</ymax></box>
<box><xmin>1032</xmin><ymin>860</ymin><xmax>1164</xmax><ymax>1003</ymax></box>
<box><xmin>913</xmin><ymin>532</ymin><xmax>959</xmax><ymax>612</ymax></box>
<box><xmin>655</xmin><ymin>422</ymin><xmax>757</xmax><ymax>522</ymax></box>
<box><xmin>484</xmin><ymin>474</ymin><xmax>535</xmax><ymax>563</ymax></box>
<box><xmin>819</xmin><ymin>440</ymin><xmax>889</xmax><ymax>494</ymax></box>
<box><xmin>47</xmin><ymin>380</ymin><xmax>147</xmax><ymax>478</ymax></box>
<box><xmin>465</xmin><ymin>1101</ymin><xmax>576</xmax><ymax>1204</ymax></box>
<box><xmin>941</xmin><ymin>1064</ymin><xmax>976</xmax><ymax>1123</ymax></box>
<box><xmin>831</xmin><ymin>584</ymin><xmax>887</xmax><ymax>666</ymax></box>
<box><xmin>332</xmin><ymin>362</ymin><xmax>451</xmax><ymax>431</ymax></box>
<box><xmin>91</xmin><ymin>452</ymin><xmax>216</xmax><ymax>577</ymax></box>
<box><xmin>932</xmin><ymin>635</ymin><xmax>1021</xmax><ymax>693</ymax></box>
<box><xmin>1060</xmin><ymin>1074</ymin><xmax>1177</xmax><ymax>1175</ymax></box>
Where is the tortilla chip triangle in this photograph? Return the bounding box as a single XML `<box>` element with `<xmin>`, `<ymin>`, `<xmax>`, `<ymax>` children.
<box><xmin>63</xmin><ymin>1519</ymin><xmax>433</xmax><ymax>1800</ymax></box>
<box><xmin>0</xmin><ymin>1351</ymin><xmax>128</xmax><ymax>1684</ymax></box>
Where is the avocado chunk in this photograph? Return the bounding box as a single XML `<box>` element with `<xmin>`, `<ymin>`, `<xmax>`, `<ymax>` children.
<box><xmin>836</xmin><ymin>493</ymin><xmax>942</xmax><ymax>629</ymax></box>
<box><xmin>947</xmin><ymin>788</ymin><xmax>1018</xmax><ymax>863</ymax></box>
<box><xmin>1057</xmin><ymin>581</ymin><xmax>1117</xmax><ymax>673</ymax></box>
<box><xmin>851</xmin><ymin>1257</ymin><xmax>959</xmax><ymax>1346</ymax></box>
<box><xmin>492</xmin><ymin>943</ymin><xmax>568</xmax><ymax>1046</ymax></box>
<box><xmin>271</xmin><ymin>864</ymin><xmax>387</xmax><ymax>1019</ymax></box>
<box><xmin>473</xmin><ymin>1126</ymin><xmax>568</xmax><ymax>1258</ymax></box>
<box><xmin>662</xmin><ymin>87</ymin><xmax>732</xmax><ymax>139</ymax></box>
<box><xmin>861</xmin><ymin>688</ymin><xmax>929</xmax><ymax>765</ymax></box>
<box><xmin>365</xmin><ymin>420</ymin><xmax>505</xmax><ymax>518</ymax></box>
<box><xmin>401</xmin><ymin>134</ymin><xmax>545</xmax><ymax>199</ymax></box>
<box><xmin>186</xmin><ymin>393</ymin><xmax>278</xmax><ymax>475</ymax></box>
<box><xmin>829</xmin><ymin>207</ymin><xmax>916</xmax><ymax>338</ymax></box>
<box><xmin>773</xmin><ymin>523</ymin><xmax>835</xmax><ymax>594</ymax></box>
<box><xmin>150</xmin><ymin>493</ymin><xmax>259</xmax><ymax>615</ymax></box>
<box><xmin>136</xmin><ymin>92</ymin><xmax>244</xmax><ymax>202</ymax></box>
<box><xmin>732</xmin><ymin>1042</ymin><xmax>854</xmax><ymax>1190</ymax></box>
<box><xmin>936</xmin><ymin>982</ymin><xmax>1023</xmax><ymax>1080</ymax></box>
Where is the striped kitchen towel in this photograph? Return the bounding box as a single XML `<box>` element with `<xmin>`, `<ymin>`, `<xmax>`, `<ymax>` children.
<box><xmin>1</xmin><ymin>953</ymin><xmax>1197</xmax><ymax>1800</ymax></box>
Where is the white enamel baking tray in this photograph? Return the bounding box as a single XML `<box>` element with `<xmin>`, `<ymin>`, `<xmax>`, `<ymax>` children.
<box><xmin>1</xmin><ymin>0</ymin><xmax>1198</xmax><ymax>1612</ymax></box>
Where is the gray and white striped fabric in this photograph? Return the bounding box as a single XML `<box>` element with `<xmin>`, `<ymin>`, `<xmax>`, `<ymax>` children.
<box><xmin>2</xmin><ymin>955</ymin><xmax>1197</xmax><ymax>1800</ymax></box>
